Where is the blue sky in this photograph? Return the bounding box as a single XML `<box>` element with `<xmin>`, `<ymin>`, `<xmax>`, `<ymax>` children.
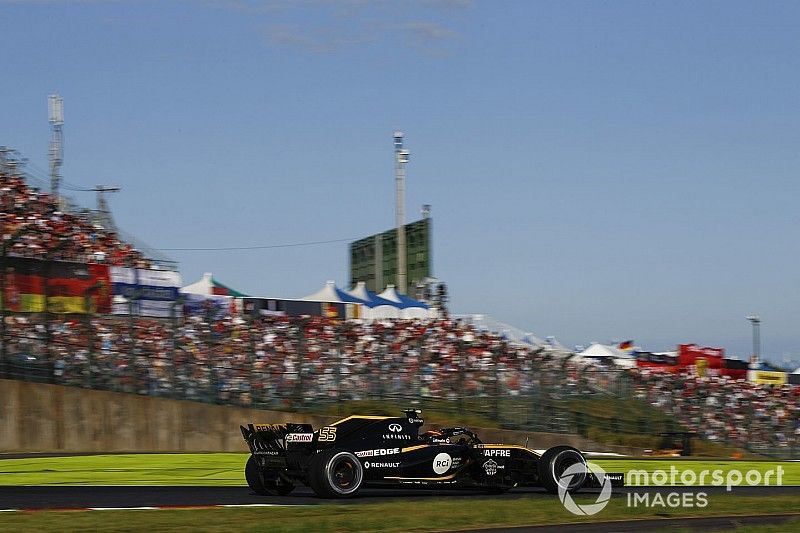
<box><xmin>2</xmin><ymin>1</ymin><xmax>799</xmax><ymax>363</ymax></box>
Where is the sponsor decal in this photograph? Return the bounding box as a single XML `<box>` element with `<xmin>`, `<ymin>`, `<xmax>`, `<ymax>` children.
<box><xmin>388</xmin><ymin>424</ymin><xmax>403</xmax><ymax>432</ymax></box>
<box><xmin>355</xmin><ymin>448</ymin><xmax>400</xmax><ymax>458</ymax></box>
<box><xmin>432</xmin><ymin>453</ymin><xmax>452</xmax><ymax>475</ymax></box>
<box><xmin>254</xmin><ymin>424</ymin><xmax>287</xmax><ymax>432</ymax></box>
<box><xmin>365</xmin><ymin>462</ymin><xmax>400</xmax><ymax>469</ymax></box>
<box><xmin>318</xmin><ymin>427</ymin><xmax>337</xmax><ymax>442</ymax></box>
<box><xmin>285</xmin><ymin>433</ymin><xmax>313</xmax><ymax>443</ymax></box>
<box><xmin>483</xmin><ymin>459</ymin><xmax>498</xmax><ymax>476</ymax></box>
<box><xmin>382</xmin><ymin>434</ymin><xmax>412</xmax><ymax>440</ymax></box>
<box><xmin>256</xmin><ymin>450</ymin><xmax>281</xmax><ymax>456</ymax></box>
<box><xmin>483</xmin><ymin>449</ymin><xmax>510</xmax><ymax>457</ymax></box>
<box><xmin>407</xmin><ymin>418</ymin><xmax>424</xmax><ymax>424</ymax></box>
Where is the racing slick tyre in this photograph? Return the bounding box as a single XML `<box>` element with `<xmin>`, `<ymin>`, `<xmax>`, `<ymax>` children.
<box><xmin>246</xmin><ymin>456</ymin><xmax>295</xmax><ymax>496</ymax></box>
<box><xmin>245</xmin><ymin>455</ymin><xmax>270</xmax><ymax>495</ymax></box>
<box><xmin>538</xmin><ymin>446</ymin><xmax>587</xmax><ymax>494</ymax></box>
<box><xmin>308</xmin><ymin>450</ymin><xmax>364</xmax><ymax>498</ymax></box>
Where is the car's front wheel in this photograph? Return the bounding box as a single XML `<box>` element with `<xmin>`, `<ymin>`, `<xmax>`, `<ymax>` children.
<box><xmin>538</xmin><ymin>446</ymin><xmax>587</xmax><ymax>494</ymax></box>
<box><xmin>308</xmin><ymin>450</ymin><xmax>364</xmax><ymax>498</ymax></box>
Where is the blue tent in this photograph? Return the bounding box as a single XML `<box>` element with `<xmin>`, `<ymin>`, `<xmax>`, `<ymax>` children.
<box><xmin>347</xmin><ymin>282</ymin><xmax>401</xmax><ymax>309</ymax></box>
<box><xmin>300</xmin><ymin>281</ymin><xmax>369</xmax><ymax>305</ymax></box>
<box><xmin>378</xmin><ymin>285</ymin><xmax>429</xmax><ymax>318</ymax></box>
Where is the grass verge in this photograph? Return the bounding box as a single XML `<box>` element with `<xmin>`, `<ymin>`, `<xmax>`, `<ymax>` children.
<box><xmin>1</xmin><ymin>454</ymin><xmax>799</xmax><ymax>486</ymax></box>
<box><xmin>0</xmin><ymin>494</ymin><xmax>798</xmax><ymax>532</ymax></box>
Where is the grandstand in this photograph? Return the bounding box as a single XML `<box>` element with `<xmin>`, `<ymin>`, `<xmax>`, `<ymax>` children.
<box><xmin>1</xmin><ymin>149</ymin><xmax>798</xmax><ymax>460</ymax></box>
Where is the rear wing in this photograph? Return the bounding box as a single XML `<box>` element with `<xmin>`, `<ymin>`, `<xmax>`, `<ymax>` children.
<box><xmin>240</xmin><ymin>423</ymin><xmax>315</xmax><ymax>455</ymax></box>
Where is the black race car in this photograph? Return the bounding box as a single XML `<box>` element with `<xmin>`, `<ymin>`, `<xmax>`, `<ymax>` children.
<box><xmin>241</xmin><ymin>409</ymin><xmax>624</xmax><ymax>498</ymax></box>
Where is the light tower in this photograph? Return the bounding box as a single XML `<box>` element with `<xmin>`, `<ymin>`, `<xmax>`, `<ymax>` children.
<box><xmin>48</xmin><ymin>95</ymin><xmax>64</xmax><ymax>200</ymax></box>
<box><xmin>394</xmin><ymin>131</ymin><xmax>410</xmax><ymax>294</ymax></box>
<box><xmin>92</xmin><ymin>185</ymin><xmax>121</xmax><ymax>233</ymax></box>
<box><xmin>746</xmin><ymin>314</ymin><xmax>761</xmax><ymax>363</ymax></box>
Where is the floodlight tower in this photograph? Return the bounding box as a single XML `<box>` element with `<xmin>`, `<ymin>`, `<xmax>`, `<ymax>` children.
<box><xmin>394</xmin><ymin>131</ymin><xmax>410</xmax><ymax>294</ymax></box>
<box><xmin>746</xmin><ymin>314</ymin><xmax>761</xmax><ymax>363</ymax></box>
<box><xmin>93</xmin><ymin>185</ymin><xmax>121</xmax><ymax>233</ymax></box>
<box><xmin>48</xmin><ymin>95</ymin><xmax>64</xmax><ymax>200</ymax></box>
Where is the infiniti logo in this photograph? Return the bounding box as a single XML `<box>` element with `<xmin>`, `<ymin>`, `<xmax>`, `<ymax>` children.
<box><xmin>388</xmin><ymin>424</ymin><xmax>402</xmax><ymax>432</ymax></box>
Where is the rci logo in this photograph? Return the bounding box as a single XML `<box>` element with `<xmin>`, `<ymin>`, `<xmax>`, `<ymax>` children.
<box><xmin>433</xmin><ymin>453</ymin><xmax>452</xmax><ymax>475</ymax></box>
<box><xmin>557</xmin><ymin>461</ymin><xmax>612</xmax><ymax>516</ymax></box>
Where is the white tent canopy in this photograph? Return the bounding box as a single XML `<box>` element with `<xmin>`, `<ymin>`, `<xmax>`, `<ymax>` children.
<box><xmin>576</xmin><ymin>343</ymin><xmax>636</xmax><ymax>368</ymax></box>
<box><xmin>300</xmin><ymin>281</ymin><xmax>366</xmax><ymax>304</ymax></box>
<box><xmin>792</xmin><ymin>366</ymin><xmax>800</xmax><ymax>375</ymax></box>
<box><xmin>181</xmin><ymin>273</ymin><xmax>215</xmax><ymax>295</ymax></box>
<box><xmin>346</xmin><ymin>282</ymin><xmax>400</xmax><ymax>319</ymax></box>
<box><xmin>181</xmin><ymin>272</ymin><xmax>248</xmax><ymax>297</ymax></box>
<box><xmin>378</xmin><ymin>285</ymin><xmax>430</xmax><ymax>319</ymax></box>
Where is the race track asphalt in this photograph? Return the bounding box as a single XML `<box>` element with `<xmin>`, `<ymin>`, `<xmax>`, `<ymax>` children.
<box><xmin>0</xmin><ymin>485</ymin><xmax>798</xmax><ymax>511</ymax></box>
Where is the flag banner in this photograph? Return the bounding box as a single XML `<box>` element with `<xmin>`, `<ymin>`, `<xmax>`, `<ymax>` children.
<box><xmin>1</xmin><ymin>257</ymin><xmax>111</xmax><ymax>314</ymax></box>
<box><xmin>183</xmin><ymin>293</ymin><xmax>231</xmax><ymax>320</ymax></box>
<box><xmin>110</xmin><ymin>267</ymin><xmax>182</xmax><ymax>318</ymax></box>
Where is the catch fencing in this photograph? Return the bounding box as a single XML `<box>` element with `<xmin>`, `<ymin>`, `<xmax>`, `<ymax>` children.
<box><xmin>0</xmin><ymin>312</ymin><xmax>797</xmax><ymax>459</ymax></box>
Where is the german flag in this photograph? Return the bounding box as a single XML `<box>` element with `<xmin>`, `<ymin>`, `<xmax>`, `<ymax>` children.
<box><xmin>618</xmin><ymin>340</ymin><xmax>634</xmax><ymax>351</ymax></box>
<box><xmin>1</xmin><ymin>257</ymin><xmax>111</xmax><ymax>314</ymax></box>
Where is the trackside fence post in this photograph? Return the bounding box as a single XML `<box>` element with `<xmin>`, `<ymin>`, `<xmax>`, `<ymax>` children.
<box><xmin>458</xmin><ymin>339</ymin><xmax>465</xmax><ymax>415</ymax></box>
<box><xmin>294</xmin><ymin>318</ymin><xmax>306</xmax><ymax>410</ymax></box>
<box><xmin>247</xmin><ymin>311</ymin><xmax>256</xmax><ymax>408</ymax></box>
<box><xmin>84</xmin><ymin>291</ymin><xmax>93</xmax><ymax>389</ymax></box>
<box><xmin>493</xmin><ymin>345</ymin><xmax>500</xmax><ymax>423</ymax></box>
<box><xmin>169</xmin><ymin>298</ymin><xmax>182</xmax><ymax>399</ymax></box>
<box><xmin>335</xmin><ymin>324</ymin><xmax>343</xmax><ymax>415</ymax></box>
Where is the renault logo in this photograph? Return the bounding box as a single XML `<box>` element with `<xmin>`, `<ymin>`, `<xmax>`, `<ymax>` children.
<box><xmin>388</xmin><ymin>424</ymin><xmax>402</xmax><ymax>432</ymax></box>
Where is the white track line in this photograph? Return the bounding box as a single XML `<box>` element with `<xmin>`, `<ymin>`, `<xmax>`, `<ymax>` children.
<box><xmin>0</xmin><ymin>503</ymin><xmax>308</xmax><ymax>513</ymax></box>
<box><xmin>89</xmin><ymin>507</ymin><xmax>160</xmax><ymax>511</ymax></box>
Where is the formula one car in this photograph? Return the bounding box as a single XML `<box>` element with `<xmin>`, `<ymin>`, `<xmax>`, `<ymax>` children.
<box><xmin>241</xmin><ymin>409</ymin><xmax>624</xmax><ymax>498</ymax></box>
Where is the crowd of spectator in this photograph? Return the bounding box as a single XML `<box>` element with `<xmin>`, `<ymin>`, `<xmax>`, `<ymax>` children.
<box><xmin>630</xmin><ymin>368</ymin><xmax>800</xmax><ymax>453</ymax></box>
<box><xmin>2</xmin><ymin>169</ymin><xmax>798</xmax><ymax>457</ymax></box>
<box><xmin>3</xmin><ymin>311</ymin><xmax>799</xmax><ymax>456</ymax></box>
<box><xmin>2</xmin><ymin>314</ymin><xmax>586</xmax><ymax>405</ymax></box>
<box><xmin>1</xmin><ymin>172</ymin><xmax>150</xmax><ymax>267</ymax></box>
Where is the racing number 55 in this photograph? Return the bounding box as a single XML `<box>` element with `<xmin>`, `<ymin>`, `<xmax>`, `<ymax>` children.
<box><xmin>319</xmin><ymin>427</ymin><xmax>337</xmax><ymax>442</ymax></box>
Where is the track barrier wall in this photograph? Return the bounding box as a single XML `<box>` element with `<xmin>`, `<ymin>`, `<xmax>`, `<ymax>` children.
<box><xmin>0</xmin><ymin>379</ymin><xmax>617</xmax><ymax>453</ymax></box>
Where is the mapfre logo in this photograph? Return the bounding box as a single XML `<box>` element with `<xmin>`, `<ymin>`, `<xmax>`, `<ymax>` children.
<box><xmin>558</xmin><ymin>461</ymin><xmax>612</xmax><ymax>516</ymax></box>
<box><xmin>388</xmin><ymin>423</ymin><xmax>403</xmax><ymax>432</ymax></box>
<box><xmin>483</xmin><ymin>449</ymin><xmax>510</xmax><ymax>457</ymax></box>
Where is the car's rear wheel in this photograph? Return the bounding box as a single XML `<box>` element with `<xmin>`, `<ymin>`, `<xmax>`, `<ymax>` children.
<box><xmin>308</xmin><ymin>450</ymin><xmax>364</xmax><ymax>498</ymax></box>
<box><xmin>245</xmin><ymin>456</ymin><xmax>295</xmax><ymax>496</ymax></box>
<box><xmin>245</xmin><ymin>455</ymin><xmax>269</xmax><ymax>495</ymax></box>
<box><xmin>538</xmin><ymin>446</ymin><xmax>587</xmax><ymax>494</ymax></box>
